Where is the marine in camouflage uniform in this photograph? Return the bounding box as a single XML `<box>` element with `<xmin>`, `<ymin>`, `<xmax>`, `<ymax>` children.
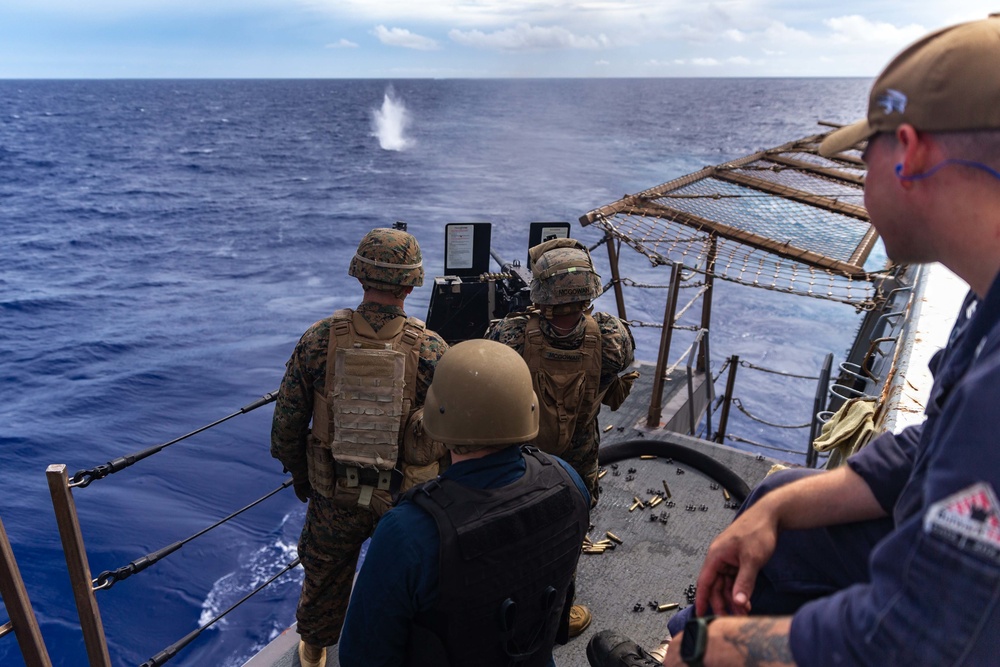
<box><xmin>485</xmin><ymin>238</ymin><xmax>634</xmax><ymax>639</ymax></box>
<box><xmin>486</xmin><ymin>238</ymin><xmax>635</xmax><ymax>500</ymax></box>
<box><xmin>270</xmin><ymin>228</ymin><xmax>447</xmax><ymax>666</ymax></box>
<box><xmin>486</xmin><ymin>309</ymin><xmax>633</xmax><ymax>496</ymax></box>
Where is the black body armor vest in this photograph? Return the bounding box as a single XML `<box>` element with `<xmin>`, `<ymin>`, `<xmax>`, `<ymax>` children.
<box><xmin>403</xmin><ymin>447</ymin><xmax>589</xmax><ymax>667</ymax></box>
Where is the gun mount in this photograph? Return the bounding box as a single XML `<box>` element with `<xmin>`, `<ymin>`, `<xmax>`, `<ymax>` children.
<box><xmin>425</xmin><ymin>222</ymin><xmax>571</xmax><ymax>344</ymax></box>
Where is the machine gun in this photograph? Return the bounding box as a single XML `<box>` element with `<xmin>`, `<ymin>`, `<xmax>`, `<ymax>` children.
<box><xmin>425</xmin><ymin>222</ymin><xmax>571</xmax><ymax>344</ymax></box>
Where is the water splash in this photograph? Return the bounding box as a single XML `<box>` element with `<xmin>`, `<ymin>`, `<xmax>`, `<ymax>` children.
<box><xmin>371</xmin><ymin>87</ymin><xmax>414</xmax><ymax>151</ymax></box>
<box><xmin>198</xmin><ymin>534</ymin><xmax>300</xmax><ymax>629</ymax></box>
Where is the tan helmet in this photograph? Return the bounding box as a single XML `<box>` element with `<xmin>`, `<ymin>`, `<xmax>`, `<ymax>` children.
<box><xmin>348</xmin><ymin>227</ymin><xmax>424</xmax><ymax>290</ymax></box>
<box><xmin>529</xmin><ymin>238</ymin><xmax>603</xmax><ymax>306</ymax></box>
<box><xmin>423</xmin><ymin>340</ymin><xmax>539</xmax><ymax>447</ymax></box>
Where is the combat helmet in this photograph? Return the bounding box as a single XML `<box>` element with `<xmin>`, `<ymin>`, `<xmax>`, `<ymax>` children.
<box><xmin>424</xmin><ymin>340</ymin><xmax>539</xmax><ymax>448</ymax></box>
<box><xmin>529</xmin><ymin>238</ymin><xmax>603</xmax><ymax>306</ymax></box>
<box><xmin>349</xmin><ymin>227</ymin><xmax>424</xmax><ymax>292</ymax></box>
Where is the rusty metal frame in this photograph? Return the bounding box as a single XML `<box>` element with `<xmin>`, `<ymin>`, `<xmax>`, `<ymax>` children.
<box><xmin>46</xmin><ymin>465</ymin><xmax>112</xmax><ymax>667</ymax></box>
<box><xmin>580</xmin><ymin>131</ymin><xmax>876</xmax><ymax>278</ymax></box>
<box><xmin>0</xmin><ymin>517</ymin><xmax>52</xmax><ymax>666</ymax></box>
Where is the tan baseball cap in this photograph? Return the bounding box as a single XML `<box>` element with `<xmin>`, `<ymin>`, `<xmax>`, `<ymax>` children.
<box><xmin>819</xmin><ymin>15</ymin><xmax>1000</xmax><ymax>157</ymax></box>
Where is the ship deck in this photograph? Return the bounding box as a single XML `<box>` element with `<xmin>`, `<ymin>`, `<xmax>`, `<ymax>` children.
<box><xmin>245</xmin><ymin>363</ymin><xmax>778</xmax><ymax>667</ymax></box>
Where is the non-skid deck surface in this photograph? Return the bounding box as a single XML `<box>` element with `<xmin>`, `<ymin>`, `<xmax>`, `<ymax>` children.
<box><xmin>553</xmin><ymin>435</ymin><xmax>775</xmax><ymax>665</ymax></box>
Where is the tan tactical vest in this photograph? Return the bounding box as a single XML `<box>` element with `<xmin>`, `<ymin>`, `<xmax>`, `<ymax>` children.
<box><xmin>521</xmin><ymin>313</ymin><xmax>604</xmax><ymax>456</ymax></box>
<box><xmin>308</xmin><ymin>309</ymin><xmax>424</xmax><ymax>506</ymax></box>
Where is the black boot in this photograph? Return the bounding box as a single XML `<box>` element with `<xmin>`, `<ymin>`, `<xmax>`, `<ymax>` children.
<box><xmin>586</xmin><ymin>630</ymin><xmax>662</xmax><ymax>667</ymax></box>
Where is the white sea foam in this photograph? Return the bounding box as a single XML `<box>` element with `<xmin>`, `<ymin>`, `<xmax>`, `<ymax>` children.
<box><xmin>198</xmin><ymin>513</ymin><xmax>302</xmax><ymax>629</ymax></box>
<box><xmin>371</xmin><ymin>87</ymin><xmax>414</xmax><ymax>151</ymax></box>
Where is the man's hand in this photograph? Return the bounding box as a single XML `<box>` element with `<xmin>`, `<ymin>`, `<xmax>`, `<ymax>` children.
<box><xmin>695</xmin><ymin>466</ymin><xmax>885</xmax><ymax>618</ymax></box>
<box><xmin>696</xmin><ymin>504</ymin><xmax>778</xmax><ymax>617</ymax></box>
<box><xmin>293</xmin><ymin>479</ymin><xmax>313</xmax><ymax>503</ymax></box>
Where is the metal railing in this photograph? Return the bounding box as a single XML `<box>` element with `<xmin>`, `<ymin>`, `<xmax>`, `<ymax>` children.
<box><xmin>45</xmin><ymin>390</ymin><xmax>299</xmax><ymax>667</ymax></box>
<box><xmin>0</xmin><ymin>516</ymin><xmax>52</xmax><ymax>666</ymax></box>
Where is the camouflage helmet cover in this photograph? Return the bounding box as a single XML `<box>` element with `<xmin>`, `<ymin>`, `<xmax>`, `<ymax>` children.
<box><xmin>349</xmin><ymin>227</ymin><xmax>424</xmax><ymax>289</ymax></box>
<box><xmin>423</xmin><ymin>339</ymin><xmax>539</xmax><ymax>448</ymax></box>
<box><xmin>529</xmin><ymin>238</ymin><xmax>603</xmax><ymax>306</ymax></box>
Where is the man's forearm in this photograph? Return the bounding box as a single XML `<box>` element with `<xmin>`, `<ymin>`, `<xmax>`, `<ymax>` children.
<box><xmin>709</xmin><ymin>616</ymin><xmax>794</xmax><ymax>667</ymax></box>
<box><xmin>762</xmin><ymin>465</ymin><xmax>887</xmax><ymax>531</ymax></box>
<box><xmin>668</xmin><ymin>617</ymin><xmax>794</xmax><ymax>667</ymax></box>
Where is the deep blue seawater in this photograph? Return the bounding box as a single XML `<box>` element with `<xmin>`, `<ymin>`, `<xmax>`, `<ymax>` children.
<box><xmin>0</xmin><ymin>78</ymin><xmax>872</xmax><ymax>666</ymax></box>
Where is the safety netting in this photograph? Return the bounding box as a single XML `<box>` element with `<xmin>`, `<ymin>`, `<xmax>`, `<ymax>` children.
<box><xmin>580</xmin><ymin>132</ymin><xmax>882</xmax><ymax>308</ymax></box>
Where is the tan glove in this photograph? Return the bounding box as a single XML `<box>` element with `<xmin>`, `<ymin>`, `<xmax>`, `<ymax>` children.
<box><xmin>602</xmin><ymin>370</ymin><xmax>640</xmax><ymax>410</ymax></box>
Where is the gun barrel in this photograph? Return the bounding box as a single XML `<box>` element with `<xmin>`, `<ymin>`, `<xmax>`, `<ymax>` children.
<box><xmin>490</xmin><ymin>249</ymin><xmax>508</xmax><ymax>270</ymax></box>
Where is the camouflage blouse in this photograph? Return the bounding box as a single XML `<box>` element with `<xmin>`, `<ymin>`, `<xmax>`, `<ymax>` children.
<box><xmin>270</xmin><ymin>302</ymin><xmax>448</xmax><ymax>482</ymax></box>
<box><xmin>485</xmin><ymin>309</ymin><xmax>635</xmax><ymax>389</ymax></box>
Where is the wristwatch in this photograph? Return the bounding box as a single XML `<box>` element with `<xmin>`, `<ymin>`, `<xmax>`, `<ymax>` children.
<box><xmin>680</xmin><ymin>615</ymin><xmax>716</xmax><ymax>667</ymax></box>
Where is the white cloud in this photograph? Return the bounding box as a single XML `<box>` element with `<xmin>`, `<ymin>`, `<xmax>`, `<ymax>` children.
<box><xmin>448</xmin><ymin>22</ymin><xmax>610</xmax><ymax>51</ymax></box>
<box><xmin>823</xmin><ymin>15</ymin><xmax>926</xmax><ymax>47</ymax></box>
<box><xmin>301</xmin><ymin>0</ymin><xmax>691</xmax><ymax>28</ymax></box>
<box><xmin>371</xmin><ymin>25</ymin><xmax>440</xmax><ymax>50</ymax></box>
<box><xmin>325</xmin><ymin>38</ymin><xmax>358</xmax><ymax>48</ymax></box>
<box><xmin>761</xmin><ymin>21</ymin><xmax>815</xmax><ymax>47</ymax></box>
<box><xmin>3</xmin><ymin>0</ymin><xmax>985</xmax><ymax>77</ymax></box>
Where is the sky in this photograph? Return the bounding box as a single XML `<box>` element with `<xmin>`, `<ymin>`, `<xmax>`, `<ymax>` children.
<box><xmin>0</xmin><ymin>1</ymin><xmax>996</xmax><ymax>78</ymax></box>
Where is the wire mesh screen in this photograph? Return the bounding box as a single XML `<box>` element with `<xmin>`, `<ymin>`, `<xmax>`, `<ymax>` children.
<box><xmin>580</xmin><ymin>133</ymin><xmax>882</xmax><ymax>308</ymax></box>
<box><xmin>732</xmin><ymin>160</ymin><xmax>863</xmax><ymax>201</ymax></box>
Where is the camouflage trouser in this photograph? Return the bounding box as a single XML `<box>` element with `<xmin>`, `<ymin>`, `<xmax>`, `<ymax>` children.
<box><xmin>559</xmin><ymin>422</ymin><xmax>601</xmax><ymax>507</ymax></box>
<box><xmin>555</xmin><ymin>422</ymin><xmax>600</xmax><ymax>611</ymax></box>
<box><xmin>296</xmin><ymin>494</ymin><xmax>374</xmax><ymax>647</ymax></box>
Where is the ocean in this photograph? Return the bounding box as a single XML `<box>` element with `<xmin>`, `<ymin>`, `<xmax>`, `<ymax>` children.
<box><xmin>0</xmin><ymin>78</ymin><xmax>872</xmax><ymax>666</ymax></box>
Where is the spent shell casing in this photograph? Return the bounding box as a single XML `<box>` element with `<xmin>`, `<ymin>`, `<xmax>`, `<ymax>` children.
<box><xmin>606</xmin><ymin>531</ymin><xmax>623</xmax><ymax>544</ymax></box>
<box><xmin>598</xmin><ymin>469</ymin><xmax>608</xmax><ymax>479</ymax></box>
<box><xmin>629</xmin><ymin>501</ymin><xmax>641</xmax><ymax>512</ymax></box>
<box><xmin>656</xmin><ymin>602</ymin><xmax>680</xmax><ymax>612</ymax></box>
<box><xmin>723</xmin><ymin>487</ymin><xmax>731</xmax><ymax>500</ymax></box>
<box><xmin>603</xmin><ymin>424</ymin><xmax>614</xmax><ymax>433</ymax></box>
<box><xmin>649</xmin><ymin>495</ymin><xmax>663</xmax><ymax>508</ymax></box>
<box><xmin>662</xmin><ymin>480</ymin><xmax>672</xmax><ymax>498</ymax></box>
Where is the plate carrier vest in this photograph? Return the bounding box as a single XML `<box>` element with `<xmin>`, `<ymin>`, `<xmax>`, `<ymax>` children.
<box><xmin>309</xmin><ymin>309</ymin><xmax>424</xmax><ymax>504</ymax></box>
<box><xmin>403</xmin><ymin>447</ymin><xmax>589</xmax><ymax>667</ymax></box>
<box><xmin>522</xmin><ymin>313</ymin><xmax>604</xmax><ymax>456</ymax></box>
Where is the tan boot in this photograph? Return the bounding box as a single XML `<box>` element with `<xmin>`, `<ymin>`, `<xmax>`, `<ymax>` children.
<box><xmin>648</xmin><ymin>638</ymin><xmax>670</xmax><ymax>663</ymax></box>
<box><xmin>568</xmin><ymin>604</ymin><xmax>593</xmax><ymax>638</ymax></box>
<box><xmin>298</xmin><ymin>640</ymin><xmax>327</xmax><ymax>667</ymax></box>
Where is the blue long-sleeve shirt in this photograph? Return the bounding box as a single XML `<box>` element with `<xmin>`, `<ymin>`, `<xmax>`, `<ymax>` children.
<box><xmin>338</xmin><ymin>446</ymin><xmax>589</xmax><ymax>667</ymax></box>
<box><xmin>790</xmin><ymin>275</ymin><xmax>1000</xmax><ymax>665</ymax></box>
